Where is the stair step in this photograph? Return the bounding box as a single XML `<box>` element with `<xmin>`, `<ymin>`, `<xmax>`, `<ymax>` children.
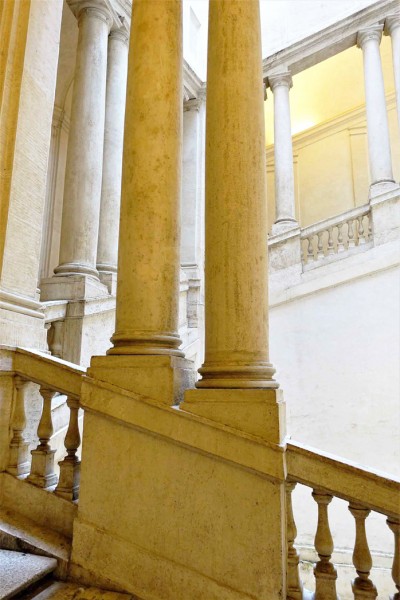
<box><xmin>21</xmin><ymin>582</ymin><xmax>135</xmax><ymax>599</ymax></box>
<box><xmin>0</xmin><ymin>508</ymin><xmax>70</xmax><ymax>579</ymax></box>
<box><xmin>0</xmin><ymin>550</ymin><xmax>57</xmax><ymax>600</ymax></box>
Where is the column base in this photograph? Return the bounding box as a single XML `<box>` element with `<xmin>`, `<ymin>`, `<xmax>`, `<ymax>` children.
<box><xmin>89</xmin><ymin>354</ymin><xmax>196</xmax><ymax>405</ymax></box>
<box><xmin>271</xmin><ymin>219</ymin><xmax>299</xmax><ymax>236</ymax></box>
<box><xmin>196</xmin><ymin>362</ymin><xmax>278</xmax><ymax>389</ymax></box>
<box><xmin>40</xmin><ymin>274</ymin><xmax>109</xmax><ymax>301</ymax></box>
<box><xmin>109</xmin><ymin>331</ymin><xmax>184</xmax><ymax>358</ymax></box>
<box><xmin>181</xmin><ymin>388</ymin><xmax>286</xmax><ymax>443</ymax></box>
<box><xmin>368</xmin><ymin>179</ymin><xmax>398</xmax><ymax>199</ymax></box>
<box><xmin>98</xmin><ymin>271</ymin><xmax>117</xmax><ymax>295</ymax></box>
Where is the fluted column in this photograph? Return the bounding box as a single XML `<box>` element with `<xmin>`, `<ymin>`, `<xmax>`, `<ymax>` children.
<box><xmin>108</xmin><ymin>0</ymin><xmax>183</xmax><ymax>356</ymax></box>
<box><xmin>196</xmin><ymin>0</ymin><xmax>276</xmax><ymax>388</ymax></box>
<box><xmin>97</xmin><ymin>24</ymin><xmax>129</xmax><ymax>275</ymax></box>
<box><xmin>385</xmin><ymin>13</ymin><xmax>400</xmax><ymax>131</ymax></box>
<box><xmin>269</xmin><ymin>71</ymin><xmax>298</xmax><ymax>234</ymax></box>
<box><xmin>54</xmin><ymin>0</ymin><xmax>117</xmax><ymax>278</ymax></box>
<box><xmin>357</xmin><ymin>26</ymin><xmax>395</xmax><ymax>195</ymax></box>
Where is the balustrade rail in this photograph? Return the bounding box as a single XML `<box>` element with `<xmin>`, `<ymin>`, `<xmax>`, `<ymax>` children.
<box><xmin>301</xmin><ymin>205</ymin><xmax>372</xmax><ymax>267</ymax></box>
<box><xmin>6</xmin><ymin>347</ymin><xmax>84</xmax><ymax>501</ymax></box>
<box><xmin>285</xmin><ymin>440</ymin><xmax>400</xmax><ymax>600</ymax></box>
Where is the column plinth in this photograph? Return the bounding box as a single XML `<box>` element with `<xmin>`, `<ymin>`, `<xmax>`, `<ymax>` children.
<box><xmin>97</xmin><ymin>25</ymin><xmax>129</xmax><ymax>276</ymax></box>
<box><xmin>357</xmin><ymin>26</ymin><xmax>395</xmax><ymax>197</ymax></box>
<box><xmin>107</xmin><ymin>0</ymin><xmax>184</xmax><ymax>359</ymax></box>
<box><xmin>385</xmin><ymin>14</ymin><xmax>400</xmax><ymax>131</ymax></box>
<box><xmin>268</xmin><ymin>71</ymin><xmax>298</xmax><ymax>235</ymax></box>
<box><xmin>191</xmin><ymin>0</ymin><xmax>277</xmax><ymax>390</ymax></box>
<box><xmin>54</xmin><ymin>0</ymin><xmax>118</xmax><ymax>280</ymax></box>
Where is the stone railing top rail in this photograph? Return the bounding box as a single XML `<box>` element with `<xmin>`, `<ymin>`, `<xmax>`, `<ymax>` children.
<box><xmin>0</xmin><ymin>346</ymin><xmax>84</xmax><ymax>398</ymax></box>
<box><xmin>300</xmin><ymin>203</ymin><xmax>371</xmax><ymax>239</ymax></box>
<box><xmin>43</xmin><ymin>300</ymin><xmax>68</xmax><ymax>323</ymax></box>
<box><xmin>263</xmin><ymin>0</ymin><xmax>399</xmax><ymax>81</ymax></box>
<box><xmin>287</xmin><ymin>439</ymin><xmax>400</xmax><ymax>518</ymax></box>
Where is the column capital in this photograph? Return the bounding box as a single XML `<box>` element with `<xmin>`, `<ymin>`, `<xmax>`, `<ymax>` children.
<box><xmin>384</xmin><ymin>13</ymin><xmax>400</xmax><ymax>36</ymax></box>
<box><xmin>110</xmin><ymin>19</ymin><xmax>130</xmax><ymax>46</ymax></box>
<box><xmin>357</xmin><ymin>25</ymin><xmax>383</xmax><ymax>48</ymax></box>
<box><xmin>268</xmin><ymin>71</ymin><xmax>293</xmax><ymax>91</ymax></box>
<box><xmin>68</xmin><ymin>0</ymin><xmax>120</xmax><ymax>31</ymax></box>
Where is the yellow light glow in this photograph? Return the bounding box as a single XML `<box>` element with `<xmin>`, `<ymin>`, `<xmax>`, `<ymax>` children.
<box><xmin>291</xmin><ymin>119</ymin><xmax>316</xmax><ymax>136</ymax></box>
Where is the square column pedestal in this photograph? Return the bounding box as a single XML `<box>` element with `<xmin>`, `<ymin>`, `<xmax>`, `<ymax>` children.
<box><xmin>71</xmin><ymin>374</ymin><xmax>287</xmax><ymax>600</ymax></box>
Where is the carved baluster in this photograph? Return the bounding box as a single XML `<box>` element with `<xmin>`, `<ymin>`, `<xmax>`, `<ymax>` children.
<box><xmin>317</xmin><ymin>231</ymin><xmax>324</xmax><ymax>259</ymax></box>
<box><xmin>327</xmin><ymin>227</ymin><xmax>335</xmax><ymax>255</ymax></box>
<box><xmin>387</xmin><ymin>518</ymin><xmax>400</xmax><ymax>600</ymax></box>
<box><xmin>55</xmin><ymin>396</ymin><xmax>81</xmax><ymax>501</ymax></box>
<box><xmin>337</xmin><ymin>223</ymin><xmax>345</xmax><ymax>252</ymax></box>
<box><xmin>27</xmin><ymin>387</ymin><xmax>57</xmax><ymax>488</ymax></box>
<box><xmin>348</xmin><ymin>504</ymin><xmax>377</xmax><ymax>599</ymax></box>
<box><xmin>7</xmin><ymin>376</ymin><xmax>30</xmax><ymax>476</ymax></box>
<box><xmin>358</xmin><ymin>216</ymin><xmax>366</xmax><ymax>244</ymax></box>
<box><xmin>312</xmin><ymin>490</ymin><xmax>338</xmax><ymax>600</ymax></box>
<box><xmin>367</xmin><ymin>218</ymin><xmax>373</xmax><ymax>243</ymax></box>
<box><xmin>348</xmin><ymin>218</ymin><xmax>355</xmax><ymax>248</ymax></box>
<box><xmin>286</xmin><ymin>481</ymin><xmax>303</xmax><ymax>600</ymax></box>
<box><xmin>307</xmin><ymin>236</ymin><xmax>315</xmax><ymax>261</ymax></box>
<box><xmin>48</xmin><ymin>320</ymin><xmax>63</xmax><ymax>358</ymax></box>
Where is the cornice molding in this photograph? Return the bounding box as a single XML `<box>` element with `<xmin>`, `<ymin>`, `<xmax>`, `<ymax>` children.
<box><xmin>263</xmin><ymin>0</ymin><xmax>399</xmax><ymax>84</ymax></box>
<box><xmin>183</xmin><ymin>60</ymin><xmax>204</xmax><ymax>101</ymax></box>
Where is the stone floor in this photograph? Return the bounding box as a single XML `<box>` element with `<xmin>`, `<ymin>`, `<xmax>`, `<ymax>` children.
<box><xmin>23</xmin><ymin>583</ymin><xmax>135</xmax><ymax>599</ymax></box>
<box><xmin>0</xmin><ymin>550</ymin><xmax>57</xmax><ymax>600</ymax></box>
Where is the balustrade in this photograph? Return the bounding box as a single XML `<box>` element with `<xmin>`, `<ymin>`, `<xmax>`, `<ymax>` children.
<box><xmin>301</xmin><ymin>205</ymin><xmax>372</xmax><ymax>266</ymax></box>
<box><xmin>285</xmin><ymin>442</ymin><xmax>400</xmax><ymax>600</ymax></box>
<box><xmin>5</xmin><ymin>348</ymin><xmax>84</xmax><ymax>501</ymax></box>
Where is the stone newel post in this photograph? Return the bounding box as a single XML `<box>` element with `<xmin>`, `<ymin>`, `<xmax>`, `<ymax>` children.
<box><xmin>54</xmin><ymin>0</ymin><xmax>117</xmax><ymax>278</ymax></box>
<box><xmin>357</xmin><ymin>26</ymin><xmax>395</xmax><ymax>197</ymax></box>
<box><xmin>97</xmin><ymin>25</ymin><xmax>129</xmax><ymax>276</ymax></box>
<box><xmin>269</xmin><ymin>71</ymin><xmax>298</xmax><ymax>234</ymax></box>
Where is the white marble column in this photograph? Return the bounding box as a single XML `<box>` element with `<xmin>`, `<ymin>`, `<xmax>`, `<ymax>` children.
<box><xmin>195</xmin><ymin>0</ymin><xmax>276</xmax><ymax>388</ymax></box>
<box><xmin>108</xmin><ymin>0</ymin><xmax>183</xmax><ymax>356</ymax></box>
<box><xmin>357</xmin><ymin>26</ymin><xmax>395</xmax><ymax>196</ymax></box>
<box><xmin>54</xmin><ymin>0</ymin><xmax>117</xmax><ymax>278</ymax></box>
<box><xmin>268</xmin><ymin>71</ymin><xmax>298</xmax><ymax>234</ymax></box>
<box><xmin>385</xmin><ymin>13</ymin><xmax>400</xmax><ymax>131</ymax></box>
<box><xmin>97</xmin><ymin>24</ymin><xmax>129</xmax><ymax>276</ymax></box>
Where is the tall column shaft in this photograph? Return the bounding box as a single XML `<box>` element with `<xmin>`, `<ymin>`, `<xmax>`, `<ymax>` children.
<box><xmin>197</xmin><ymin>0</ymin><xmax>276</xmax><ymax>388</ymax></box>
<box><xmin>109</xmin><ymin>0</ymin><xmax>183</xmax><ymax>356</ymax></box>
<box><xmin>97</xmin><ymin>26</ymin><xmax>129</xmax><ymax>275</ymax></box>
<box><xmin>357</xmin><ymin>26</ymin><xmax>394</xmax><ymax>189</ymax></box>
<box><xmin>55</xmin><ymin>1</ymin><xmax>114</xmax><ymax>278</ymax></box>
<box><xmin>385</xmin><ymin>14</ymin><xmax>400</xmax><ymax>131</ymax></box>
<box><xmin>269</xmin><ymin>71</ymin><xmax>297</xmax><ymax>233</ymax></box>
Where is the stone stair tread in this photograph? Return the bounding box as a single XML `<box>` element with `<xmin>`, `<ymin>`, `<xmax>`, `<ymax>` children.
<box><xmin>0</xmin><ymin>549</ymin><xmax>57</xmax><ymax>600</ymax></box>
<box><xmin>26</xmin><ymin>582</ymin><xmax>135</xmax><ymax>599</ymax></box>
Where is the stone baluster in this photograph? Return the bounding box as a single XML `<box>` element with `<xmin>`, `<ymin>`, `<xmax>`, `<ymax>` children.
<box><xmin>327</xmin><ymin>227</ymin><xmax>335</xmax><ymax>255</ymax></box>
<box><xmin>312</xmin><ymin>490</ymin><xmax>338</xmax><ymax>600</ymax></box>
<box><xmin>367</xmin><ymin>218</ymin><xmax>373</xmax><ymax>243</ymax></box>
<box><xmin>358</xmin><ymin>216</ymin><xmax>366</xmax><ymax>244</ymax></box>
<box><xmin>27</xmin><ymin>387</ymin><xmax>57</xmax><ymax>488</ymax></box>
<box><xmin>48</xmin><ymin>320</ymin><xmax>63</xmax><ymax>358</ymax></box>
<box><xmin>357</xmin><ymin>26</ymin><xmax>395</xmax><ymax>198</ymax></box>
<box><xmin>268</xmin><ymin>71</ymin><xmax>298</xmax><ymax>235</ymax></box>
<box><xmin>286</xmin><ymin>482</ymin><xmax>303</xmax><ymax>600</ymax></box>
<box><xmin>317</xmin><ymin>231</ymin><xmax>324</xmax><ymax>259</ymax></box>
<box><xmin>307</xmin><ymin>237</ymin><xmax>315</xmax><ymax>261</ymax></box>
<box><xmin>385</xmin><ymin>13</ymin><xmax>400</xmax><ymax>131</ymax></box>
<box><xmin>55</xmin><ymin>396</ymin><xmax>81</xmax><ymax>501</ymax></box>
<box><xmin>97</xmin><ymin>23</ymin><xmax>129</xmax><ymax>278</ymax></box>
<box><xmin>386</xmin><ymin>518</ymin><xmax>400</xmax><ymax>600</ymax></box>
<box><xmin>348</xmin><ymin>219</ymin><xmax>355</xmax><ymax>248</ymax></box>
<box><xmin>337</xmin><ymin>223</ymin><xmax>345</xmax><ymax>252</ymax></box>
<box><xmin>54</xmin><ymin>0</ymin><xmax>118</xmax><ymax>279</ymax></box>
<box><xmin>348</xmin><ymin>504</ymin><xmax>377</xmax><ymax>599</ymax></box>
<box><xmin>7</xmin><ymin>376</ymin><xmax>30</xmax><ymax>477</ymax></box>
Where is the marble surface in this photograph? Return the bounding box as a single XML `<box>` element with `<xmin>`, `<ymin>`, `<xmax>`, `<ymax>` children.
<box><xmin>0</xmin><ymin>549</ymin><xmax>56</xmax><ymax>599</ymax></box>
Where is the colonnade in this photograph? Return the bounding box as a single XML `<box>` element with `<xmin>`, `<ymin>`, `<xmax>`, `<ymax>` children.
<box><xmin>54</xmin><ymin>0</ymin><xmax>128</xmax><ymax>281</ymax></box>
<box><xmin>268</xmin><ymin>14</ymin><xmax>400</xmax><ymax>235</ymax></box>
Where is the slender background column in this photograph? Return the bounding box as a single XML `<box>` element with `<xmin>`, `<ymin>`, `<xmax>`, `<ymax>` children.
<box><xmin>197</xmin><ymin>0</ymin><xmax>276</xmax><ymax>388</ymax></box>
<box><xmin>357</xmin><ymin>26</ymin><xmax>394</xmax><ymax>192</ymax></box>
<box><xmin>269</xmin><ymin>71</ymin><xmax>298</xmax><ymax>234</ymax></box>
<box><xmin>55</xmin><ymin>0</ymin><xmax>116</xmax><ymax>278</ymax></box>
<box><xmin>385</xmin><ymin>13</ymin><xmax>400</xmax><ymax>131</ymax></box>
<box><xmin>109</xmin><ymin>0</ymin><xmax>183</xmax><ymax>356</ymax></box>
<box><xmin>97</xmin><ymin>25</ymin><xmax>129</xmax><ymax>275</ymax></box>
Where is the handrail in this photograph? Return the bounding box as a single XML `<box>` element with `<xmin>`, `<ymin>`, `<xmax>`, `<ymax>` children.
<box><xmin>13</xmin><ymin>347</ymin><xmax>84</xmax><ymax>398</ymax></box>
<box><xmin>300</xmin><ymin>204</ymin><xmax>370</xmax><ymax>239</ymax></box>
<box><xmin>287</xmin><ymin>440</ymin><xmax>400</xmax><ymax>519</ymax></box>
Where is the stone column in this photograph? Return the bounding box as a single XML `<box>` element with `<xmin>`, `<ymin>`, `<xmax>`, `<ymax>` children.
<box><xmin>269</xmin><ymin>71</ymin><xmax>298</xmax><ymax>234</ymax></box>
<box><xmin>357</xmin><ymin>26</ymin><xmax>395</xmax><ymax>197</ymax></box>
<box><xmin>385</xmin><ymin>13</ymin><xmax>400</xmax><ymax>131</ymax></box>
<box><xmin>192</xmin><ymin>0</ymin><xmax>276</xmax><ymax>390</ymax></box>
<box><xmin>108</xmin><ymin>0</ymin><xmax>183</xmax><ymax>357</ymax></box>
<box><xmin>97</xmin><ymin>24</ymin><xmax>129</xmax><ymax>278</ymax></box>
<box><xmin>54</xmin><ymin>0</ymin><xmax>117</xmax><ymax>279</ymax></box>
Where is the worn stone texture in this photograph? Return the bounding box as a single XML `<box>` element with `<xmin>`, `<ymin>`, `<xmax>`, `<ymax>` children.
<box><xmin>29</xmin><ymin>581</ymin><xmax>135</xmax><ymax>600</ymax></box>
<box><xmin>0</xmin><ymin>549</ymin><xmax>57</xmax><ymax>599</ymax></box>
